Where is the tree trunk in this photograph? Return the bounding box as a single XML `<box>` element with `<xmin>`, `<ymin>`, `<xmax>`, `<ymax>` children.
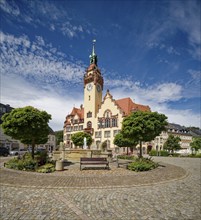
<box><xmin>127</xmin><ymin>147</ymin><xmax>129</xmax><ymax>155</ymax></box>
<box><xmin>31</xmin><ymin>139</ymin><xmax>35</xmax><ymax>159</ymax></box>
<box><xmin>139</xmin><ymin>141</ymin><xmax>143</xmax><ymax>158</ymax></box>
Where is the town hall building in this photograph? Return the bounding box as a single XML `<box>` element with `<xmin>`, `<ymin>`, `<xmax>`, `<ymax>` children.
<box><xmin>63</xmin><ymin>41</ymin><xmax>150</xmax><ymax>153</ymax></box>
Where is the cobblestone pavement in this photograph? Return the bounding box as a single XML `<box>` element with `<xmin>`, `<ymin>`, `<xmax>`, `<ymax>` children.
<box><xmin>0</xmin><ymin>157</ymin><xmax>200</xmax><ymax>220</ymax></box>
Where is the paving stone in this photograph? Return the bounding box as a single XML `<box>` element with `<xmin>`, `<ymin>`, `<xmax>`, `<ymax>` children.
<box><xmin>0</xmin><ymin>157</ymin><xmax>200</xmax><ymax>219</ymax></box>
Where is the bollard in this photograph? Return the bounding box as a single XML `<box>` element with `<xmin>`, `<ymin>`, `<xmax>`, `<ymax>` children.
<box><xmin>55</xmin><ymin>160</ymin><xmax>64</xmax><ymax>171</ymax></box>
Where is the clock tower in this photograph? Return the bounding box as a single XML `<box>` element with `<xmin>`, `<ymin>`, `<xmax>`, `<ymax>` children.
<box><xmin>84</xmin><ymin>40</ymin><xmax>103</xmax><ymax>132</ymax></box>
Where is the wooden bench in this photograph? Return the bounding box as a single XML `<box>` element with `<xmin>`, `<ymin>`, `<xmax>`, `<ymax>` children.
<box><xmin>80</xmin><ymin>157</ymin><xmax>109</xmax><ymax>170</ymax></box>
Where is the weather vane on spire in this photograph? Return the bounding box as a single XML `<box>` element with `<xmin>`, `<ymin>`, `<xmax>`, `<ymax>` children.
<box><xmin>89</xmin><ymin>39</ymin><xmax>98</xmax><ymax>65</ymax></box>
<box><xmin>92</xmin><ymin>39</ymin><xmax>96</xmax><ymax>56</ymax></box>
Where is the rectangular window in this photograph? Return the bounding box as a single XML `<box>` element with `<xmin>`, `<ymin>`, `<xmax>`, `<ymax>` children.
<box><xmin>105</xmin><ymin>119</ymin><xmax>110</xmax><ymax>128</ymax></box>
<box><xmin>79</xmin><ymin>125</ymin><xmax>83</xmax><ymax>130</ymax></box>
<box><xmin>95</xmin><ymin>131</ymin><xmax>102</xmax><ymax>138</ymax></box>
<box><xmin>104</xmin><ymin>131</ymin><xmax>111</xmax><ymax>138</ymax></box>
<box><xmin>112</xmin><ymin>118</ymin><xmax>117</xmax><ymax>127</ymax></box>
<box><xmin>74</xmin><ymin>126</ymin><xmax>78</xmax><ymax>131</ymax></box>
<box><xmin>113</xmin><ymin>130</ymin><xmax>120</xmax><ymax>137</ymax></box>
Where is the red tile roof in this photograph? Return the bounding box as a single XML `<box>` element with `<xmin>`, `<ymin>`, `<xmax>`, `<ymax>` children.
<box><xmin>115</xmin><ymin>97</ymin><xmax>150</xmax><ymax>115</ymax></box>
<box><xmin>70</xmin><ymin>107</ymin><xmax>84</xmax><ymax>119</ymax></box>
<box><xmin>64</xmin><ymin>97</ymin><xmax>150</xmax><ymax>127</ymax></box>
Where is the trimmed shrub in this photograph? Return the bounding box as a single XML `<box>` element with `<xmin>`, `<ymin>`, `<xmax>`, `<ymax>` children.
<box><xmin>127</xmin><ymin>157</ymin><xmax>158</xmax><ymax>172</ymax></box>
<box><xmin>5</xmin><ymin>153</ymin><xmax>55</xmax><ymax>173</ymax></box>
<box><xmin>149</xmin><ymin>150</ymin><xmax>157</xmax><ymax>156</ymax></box>
<box><xmin>117</xmin><ymin>155</ymin><xmax>136</xmax><ymax>160</ymax></box>
<box><xmin>5</xmin><ymin>158</ymin><xmax>37</xmax><ymax>171</ymax></box>
<box><xmin>37</xmin><ymin>163</ymin><xmax>55</xmax><ymax>173</ymax></box>
<box><xmin>34</xmin><ymin>151</ymin><xmax>48</xmax><ymax>166</ymax></box>
<box><xmin>172</xmin><ymin>153</ymin><xmax>180</xmax><ymax>157</ymax></box>
<box><xmin>189</xmin><ymin>153</ymin><xmax>201</xmax><ymax>158</ymax></box>
<box><xmin>149</xmin><ymin>150</ymin><xmax>169</xmax><ymax>157</ymax></box>
<box><xmin>160</xmin><ymin>150</ymin><xmax>169</xmax><ymax>156</ymax></box>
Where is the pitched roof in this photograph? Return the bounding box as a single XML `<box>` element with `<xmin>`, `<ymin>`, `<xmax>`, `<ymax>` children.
<box><xmin>64</xmin><ymin>96</ymin><xmax>150</xmax><ymax>127</ymax></box>
<box><xmin>69</xmin><ymin>107</ymin><xmax>84</xmax><ymax>119</ymax></box>
<box><xmin>115</xmin><ymin>97</ymin><xmax>150</xmax><ymax>115</ymax></box>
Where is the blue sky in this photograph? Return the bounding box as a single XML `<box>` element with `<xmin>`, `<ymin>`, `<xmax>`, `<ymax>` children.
<box><xmin>0</xmin><ymin>0</ymin><xmax>200</xmax><ymax>131</ymax></box>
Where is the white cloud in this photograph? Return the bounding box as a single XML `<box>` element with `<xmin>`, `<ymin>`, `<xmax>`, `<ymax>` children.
<box><xmin>105</xmin><ymin>79</ymin><xmax>200</xmax><ymax>128</ymax></box>
<box><xmin>143</xmin><ymin>83</ymin><xmax>182</xmax><ymax>103</ymax></box>
<box><xmin>183</xmin><ymin>69</ymin><xmax>201</xmax><ymax>98</ymax></box>
<box><xmin>107</xmin><ymin>79</ymin><xmax>182</xmax><ymax>103</ymax></box>
<box><xmin>1</xmin><ymin>74</ymin><xmax>83</xmax><ymax>131</ymax></box>
<box><xmin>60</xmin><ymin>22</ymin><xmax>84</xmax><ymax>38</ymax></box>
<box><xmin>170</xmin><ymin>0</ymin><xmax>201</xmax><ymax>60</ymax></box>
<box><xmin>0</xmin><ymin>0</ymin><xmax>20</xmax><ymax>16</ymax></box>
<box><xmin>147</xmin><ymin>42</ymin><xmax>180</xmax><ymax>56</ymax></box>
<box><xmin>154</xmin><ymin>105</ymin><xmax>200</xmax><ymax>128</ymax></box>
<box><xmin>0</xmin><ymin>32</ymin><xmax>85</xmax><ymax>85</ymax></box>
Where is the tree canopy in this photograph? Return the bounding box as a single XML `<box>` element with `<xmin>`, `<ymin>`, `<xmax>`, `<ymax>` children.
<box><xmin>1</xmin><ymin>106</ymin><xmax>51</xmax><ymax>159</ymax></box>
<box><xmin>71</xmin><ymin>132</ymin><xmax>92</xmax><ymax>148</ymax></box>
<box><xmin>163</xmin><ymin>134</ymin><xmax>181</xmax><ymax>153</ymax></box>
<box><xmin>55</xmin><ymin>130</ymin><xmax>63</xmax><ymax>146</ymax></box>
<box><xmin>190</xmin><ymin>137</ymin><xmax>201</xmax><ymax>152</ymax></box>
<box><xmin>122</xmin><ymin>111</ymin><xmax>168</xmax><ymax>157</ymax></box>
<box><xmin>114</xmin><ymin>132</ymin><xmax>138</xmax><ymax>154</ymax></box>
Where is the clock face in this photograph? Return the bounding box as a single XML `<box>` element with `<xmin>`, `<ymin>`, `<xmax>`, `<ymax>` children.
<box><xmin>87</xmin><ymin>83</ymin><xmax>93</xmax><ymax>91</ymax></box>
<box><xmin>96</xmin><ymin>84</ymin><xmax>101</xmax><ymax>92</ymax></box>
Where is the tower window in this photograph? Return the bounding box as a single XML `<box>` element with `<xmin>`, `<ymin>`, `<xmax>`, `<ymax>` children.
<box><xmin>89</xmin><ymin>96</ymin><xmax>91</xmax><ymax>101</ymax></box>
<box><xmin>87</xmin><ymin>111</ymin><xmax>92</xmax><ymax>118</ymax></box>
<box><xmin>87</xmin><ymin>121</ymin><xmax>92</xmax><ymax>128</ymax></box>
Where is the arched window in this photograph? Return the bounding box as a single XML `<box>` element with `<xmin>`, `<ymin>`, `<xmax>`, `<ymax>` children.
<box><xmin>105</xmin><ymin>118</ymin><xmax>110</xmax><ymax>128</ymax></box>
<box><xmin>87</xmin><ymin>111</ymin><xmax>92</xmax><ymax>118</ymax></box>
<box><xmin>87</xmin><ymin>121</ymin><xmax>92</xmax><ymax>128</ymax></box>
<box><xmin>104</xmin><ymin>110</ymin><xmax>112</xmax><ymax>118</ymax></box>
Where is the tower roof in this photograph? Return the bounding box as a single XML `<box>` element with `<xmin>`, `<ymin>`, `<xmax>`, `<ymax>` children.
<box><xmin>89</xmin><ymin>39</ymin><xmax>98</xmax><ymax>65</ymax></box>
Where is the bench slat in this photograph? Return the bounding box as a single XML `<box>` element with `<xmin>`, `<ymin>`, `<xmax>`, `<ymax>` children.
<box><xmin>80</xmin><ymin>157</ymin><xmax>109</xmax><ymax>170</ymax></box>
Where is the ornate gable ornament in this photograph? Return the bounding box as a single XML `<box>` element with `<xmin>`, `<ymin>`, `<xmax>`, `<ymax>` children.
<box><xmin>101</xmin><ymin>89</ymin><xmax>125</xmax><ymax>116</ymax></box>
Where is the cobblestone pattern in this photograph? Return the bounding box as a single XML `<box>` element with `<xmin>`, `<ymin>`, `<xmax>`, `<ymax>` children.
<box><xmin>0</xmin><ymin>162</ymin><xmax>187</xmax><ymax>189</ymax></box>
<box><xmin>0</xmin><ymin>157</ymin><xmax>200</xmax><ymax>220</ymax></box>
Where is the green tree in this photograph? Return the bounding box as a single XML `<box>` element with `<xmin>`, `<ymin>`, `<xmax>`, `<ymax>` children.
<box><xmin>122</xmin><ymin>111</ymin><xmax>168</xmax><ymax>158</ymax></box>
<box><xmin>71</xmin><ymin>132</ymin><xmax>92</xmax><ymax>148</ymax></box>
<box><xmin>163</xmin><ymin>134</ymin><xmax>181</xmax><ymax>154</ymax></box>
<box><xmin>1</xmin><ymin>106</ymin><xmax>51</xmax><ymax>159</ymax></box>
<box><xmin>113</xmin><ymin>132</ymin><xmax>138</xmax><ymax>155</ymax></box>
<box><xmin>190</xmin><ymin>137</ymin><xmax>201</xmax><ymax>153</ymax></box>
<box><xmin>55</xmin><ymin>130</ymin><xmax>63</xmax><ymax>146</ymax></box>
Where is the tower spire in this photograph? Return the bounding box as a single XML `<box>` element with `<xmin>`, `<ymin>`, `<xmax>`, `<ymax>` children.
<box><xmin>92</xmin><ymin>39</ymin><xmax>96</xmax><ymax>56</ymax></box>
<box><xmin>89</xmin><ymin>39</ymin><xmax>98</xmax><ymax>65</ymax></box>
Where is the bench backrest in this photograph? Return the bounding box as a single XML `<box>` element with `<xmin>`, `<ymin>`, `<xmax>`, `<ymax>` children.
<box><xmin>80</xmin><ymin>157</ymin><xmax>107</xmax><ymax>162</ymax></box>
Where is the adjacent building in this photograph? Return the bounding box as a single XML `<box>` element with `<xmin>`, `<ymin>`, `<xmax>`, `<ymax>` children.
<box><xmin>152</xmin><ymin>123</ymin><xmax>193</xmax><ymax>153</ymax></box>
